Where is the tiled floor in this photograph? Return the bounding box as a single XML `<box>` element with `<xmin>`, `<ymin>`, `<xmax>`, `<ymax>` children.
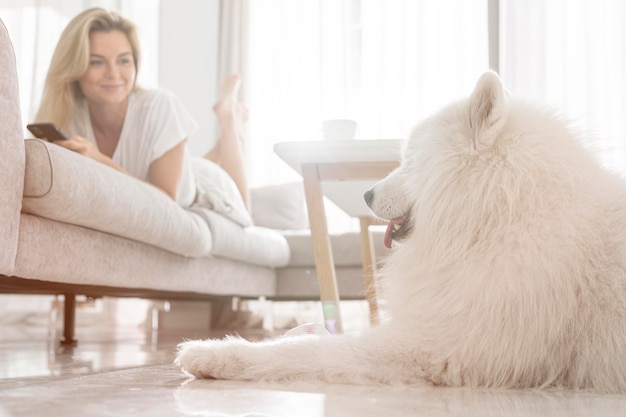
<box><xmin>1</xmin><ymin>296</ymin><xmax>625</xmax><ymax>417</ymax></box>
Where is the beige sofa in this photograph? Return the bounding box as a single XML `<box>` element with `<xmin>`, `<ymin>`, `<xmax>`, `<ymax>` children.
<box><xmin>0</xmin><ymin>20</ymin><xmax>387</xmax><ymax>344</ymax></box>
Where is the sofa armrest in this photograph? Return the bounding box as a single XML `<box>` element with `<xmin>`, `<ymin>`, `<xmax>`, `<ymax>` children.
<box><xmin>0</xmin><ymin>19</ymin><xmax>25</xmax><ymax>274</ymax></box>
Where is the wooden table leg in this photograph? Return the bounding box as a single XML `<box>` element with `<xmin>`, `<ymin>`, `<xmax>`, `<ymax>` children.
<box><xmin>359</xmin><ymin>217</ymin><xmax>380</xmax><ymax>325</ymax></box>
<box><xmin>301</xmin><ymin>164</ymin><xmax>344</xmax><ymax>333</ymax></box>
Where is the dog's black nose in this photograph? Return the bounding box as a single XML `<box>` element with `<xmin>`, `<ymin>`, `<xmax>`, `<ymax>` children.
<box><xmin>364</xmin><ymin>190</ymin><xmax>374</xmax><ymax>207</ymax></box>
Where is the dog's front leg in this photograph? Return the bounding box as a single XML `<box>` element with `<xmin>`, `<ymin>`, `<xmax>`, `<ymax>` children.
<box><xmin>177</xmin><ymin>334</ymin><xmax>339</xmax><ymax>382</ymax></box>
<box><xmin>176</xmin><ymin>326</ymin><xmax>424</xmax><ymax>384</ymax></box>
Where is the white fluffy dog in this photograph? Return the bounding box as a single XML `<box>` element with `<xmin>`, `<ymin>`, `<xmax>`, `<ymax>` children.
<box><xmin>177</xmin><ymin>71</ymin><xmax>626</xmax><ymax>393</ymax></box>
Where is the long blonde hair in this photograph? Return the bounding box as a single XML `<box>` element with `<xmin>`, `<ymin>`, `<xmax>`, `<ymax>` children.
<box><xmin>34</xmin><ymin>8</ymin><xmax>141</xmax><ymax>130</ymax></box>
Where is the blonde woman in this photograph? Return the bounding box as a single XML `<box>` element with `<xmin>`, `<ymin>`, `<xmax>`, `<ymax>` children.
<box><xmin>35</xmin><ymin>7</ymin><xmax>251</xmax><ymax>219</ymax></box>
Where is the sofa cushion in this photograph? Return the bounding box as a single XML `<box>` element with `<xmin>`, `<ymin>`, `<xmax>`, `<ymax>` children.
<box><xmin>282</xmin><ymin>228</ymin><xmax>389</xmax><ymax>267</ymax></box>
<box><xmin>15</xmin><ymin>214</ymin><xmax>277</xmax><ymax>297</ymax></box>
<box><xmin>0</xmin><ymin>19</ymin><xmax>25</xmax><ymax>275</ymax></box>
<box><xmin>193</xmin><ymin>208</ymin><xmax>290</xmax><ymax>267</ymax></box>
<box><xmin>22</xmin><ymin>139</ymin><xmax>213</xmax><ymax>257</ymax></box>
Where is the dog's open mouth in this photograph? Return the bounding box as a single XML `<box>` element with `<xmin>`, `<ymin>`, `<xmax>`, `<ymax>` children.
<box><xmin>384</xmin><ymin>213</ymin><xmax>410</xmax><ymax>249</ymax></box>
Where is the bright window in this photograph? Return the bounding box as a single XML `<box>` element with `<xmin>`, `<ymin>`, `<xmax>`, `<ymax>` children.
<box><xmin>247</xmin><ymin>0</ymin><xmax>489</xmax><ymax>185</ymax></box>
<box><xmin>500</xmin><ymin>0</ymin><xmax>626</xmax><ymax>171</ymax></box>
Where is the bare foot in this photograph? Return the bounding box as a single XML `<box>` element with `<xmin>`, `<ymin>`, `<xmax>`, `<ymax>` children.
<box><xmin>205</xmin><ymin>74</ymin><xmax>244</xmax><ymax>161</ymax></box>
<box><xmin>213</xmin><ymin>74</ymin><xmax>241</xmax><ymax>120</ymax></box>
<box><xmin>235</xmin><ymin>102</ymin><xmax>249</xmax><ymax>144</ymax></box>
<box><xmin>237</xmin><ymin>102</ymin><xmax>249</xmax><ymax>124</ymax></box>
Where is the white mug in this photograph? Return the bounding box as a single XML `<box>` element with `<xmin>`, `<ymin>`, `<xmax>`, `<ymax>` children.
<box><xmin>322</xmin><ymin>119</ymin><xmax>357</xmax><ymax>141</ymax></box>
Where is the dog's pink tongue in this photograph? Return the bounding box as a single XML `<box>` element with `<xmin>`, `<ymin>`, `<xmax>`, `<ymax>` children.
<box><xmin>384</xmin><ymin>223</ymin><xmax>394</xmax><ymax>249</ymax></box>
<box><xmin>384</xmin><ymin>216</ymin><xmax>405</xmax><ymax>249</ymax></box>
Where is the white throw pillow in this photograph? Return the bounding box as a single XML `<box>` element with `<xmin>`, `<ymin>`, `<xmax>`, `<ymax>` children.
<box><xmin>191</xmin><ymin>157</ymin><xmax>253</xmax><ymax>228</ymax></box>
<box><xmin>250</xmin><ymin>182</ymin><xmax>309</xmax><ymax>230</ymax></box>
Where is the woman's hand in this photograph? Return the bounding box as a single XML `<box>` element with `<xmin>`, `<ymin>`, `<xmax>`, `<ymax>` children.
<box><xmin>53</xmin><ymin>134</ymin><xmax>131</xmax><ymax>181</ymax></box>
<box><xmin>54</xmin><ymin>134</ymin><xmax>108</xmax><ymax>164</ymax></box>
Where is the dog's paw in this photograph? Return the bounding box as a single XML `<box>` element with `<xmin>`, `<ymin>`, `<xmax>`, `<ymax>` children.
<box><xmin>175</xmin><ymin>337</ymin><xmax>251</xmax><ymax>380</ymax></box>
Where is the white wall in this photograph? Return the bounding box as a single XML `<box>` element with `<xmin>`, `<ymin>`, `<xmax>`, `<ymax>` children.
<box><xmin>158</xmin><ymin>0</ymin><xmax>220</xmax><ymax>157</ymax></box>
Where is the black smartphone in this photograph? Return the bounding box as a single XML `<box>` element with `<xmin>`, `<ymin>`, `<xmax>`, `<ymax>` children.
<box><xmin>27</xmin><ymin>122</ymin><xmax>69</xmax><ymax>142</ymax></box>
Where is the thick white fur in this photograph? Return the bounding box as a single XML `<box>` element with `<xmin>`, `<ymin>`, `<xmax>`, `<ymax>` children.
<box><xmin>176</xmin><ymin>71</ymin><xmax>626</xmax><ymax>393</ymax></box>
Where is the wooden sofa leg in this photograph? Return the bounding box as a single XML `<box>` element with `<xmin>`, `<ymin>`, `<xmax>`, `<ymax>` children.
<box><xmin>61</xmin><ymin>293</ymin><xmax>78</xmax><ymax>346</ymax></box>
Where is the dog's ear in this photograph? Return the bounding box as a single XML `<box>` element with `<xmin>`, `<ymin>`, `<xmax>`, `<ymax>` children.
<box><xmin>468</xmin><ymin>70</ymin><xmax>507</xmax><ymax>150</ymax></box>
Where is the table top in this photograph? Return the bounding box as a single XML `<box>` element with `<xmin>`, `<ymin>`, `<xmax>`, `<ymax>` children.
<box><xmin>274</xmin><ymin>139</ymin><xmax>403</xmax><ymax>169</ymax></box>
<box><xmin>274</xmin><ymin>139</ymin><xmax>404</xmax><ymax>217</ymax></box>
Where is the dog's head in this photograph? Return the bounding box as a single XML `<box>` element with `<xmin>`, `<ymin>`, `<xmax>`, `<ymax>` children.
<box><xmin>365</xmin><ymin>71</ymin><xmax>508</xmax><ymax>249</ymax></box>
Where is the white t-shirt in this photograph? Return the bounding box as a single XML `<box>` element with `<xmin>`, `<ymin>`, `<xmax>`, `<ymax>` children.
<box><xmin>68</xmin><ymin>88</ymin><xmax>198</xmax><ymax>207</ymax></box>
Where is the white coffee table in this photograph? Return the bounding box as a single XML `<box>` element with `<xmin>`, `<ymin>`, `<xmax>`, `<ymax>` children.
<box><xmin>274</xmin><ymin>139</ymin><xmax>402</xmax><ymax>333</ymax></box>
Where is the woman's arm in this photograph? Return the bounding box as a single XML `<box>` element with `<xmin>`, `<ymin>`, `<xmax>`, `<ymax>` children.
<box><xmin>148</xmin><ymin>140</ymin><xmax>186</xmax><ymax>201</ymax></box>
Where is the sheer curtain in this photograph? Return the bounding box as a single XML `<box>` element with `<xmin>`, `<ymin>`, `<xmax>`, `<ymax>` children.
<box><xmin>499</xmin><ymin>0</ymin><xmax>626</xmax><ymax>171</ymax></box>
<box><xmin>246</xmin><ymin>0</ymin><xmax>489</xmax><ymax>186</ymax></box>
<box><xmin>215</xmin><ymin>0</ymin><xmax>251</xmax><ymax>160</ymax></box>
<box><xmin>0</xmin><ymin>0</ymin><xmax>159</xmax><ymax>131</ymax></box>
<box><xmin>244</xmin><ymin>0</ymin><xmax>626</xmax><ymax>184</ymax></box>
<box><xmin>217</xmin><ymin>0</ymin><xmax>250</xmax><ymax>99</ymax></box>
